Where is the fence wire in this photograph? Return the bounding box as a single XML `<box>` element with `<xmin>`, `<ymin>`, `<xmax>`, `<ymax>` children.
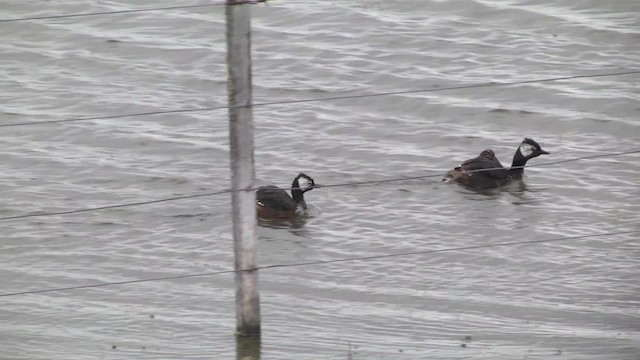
<box><xmin>1</xmin><ymin>70</ymin><xmax>639</xmax><ymax>128</ymax></box>
<box><xmin>1</xmin><ymin>229</ymin><xmax>637</xmax><ymax>297</ymax></box>
<box><xmin>0</xmin><ymin>0</ymin><xmax>268</xmax><ymax>23</ymax></box>
<box><xmin>0</xmin><ymin>149</ymin><xmax>637</xmax><ymax>222</ymax></box>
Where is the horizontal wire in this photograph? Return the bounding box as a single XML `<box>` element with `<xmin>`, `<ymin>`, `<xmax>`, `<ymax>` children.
<box><xmin>317</xmin><ymin>149</ymin><xmax>640</xmax><ymax>188</ymax></box>
<box><xmin>0</xmin><ymin>149</ymin><xmax>637</xmax><ymax>222</ymax></box>
<box><xmin>0</xmin><ymin>191</ymin><xmax>232</xmax><ymax>221</ymax></box>
<box><xmin>0</xmin><ymin>0</ymin><xmax>267</xmax><ymax>23</ymax></box>
<box><xmin>1</xmin><ymin>229</ymin><xmax>637</xmax><ymax>297</ymax></box>
<box><xmin>465</xmin><ymin>149</ymin><xmax>640</xmax><ymax>174</ymax></box>
<box><xmin>258</xmin><ymin>230</ymin><xmax>640</xmax><ymax>269</ymax></box>
<box><xmin>1</xmin><ymin>70</ymin><xmax>639</xmax><ymax>128</ymax></box>
<box><xmin>0</xmin><ymin>108</ymin><xmax>217</xmax><ymax>128</ymax></box>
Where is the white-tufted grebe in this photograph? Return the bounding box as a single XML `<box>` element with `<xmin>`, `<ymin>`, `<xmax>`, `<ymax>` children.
<box><xmin>443</xmin><ymin>138</ymin><xmax>549</xmax><ymax>189</ymax></box>
<box><xmin>256</xmin><ymin>173</ymin><xmax>316</xmax><ymax>218</ymax></box>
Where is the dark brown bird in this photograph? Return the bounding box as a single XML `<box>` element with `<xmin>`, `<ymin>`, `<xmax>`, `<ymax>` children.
<box><xmin>443</xmin><ymin>138</ymin><xmax>549</xmax><ymax>189</ymax></box>
<box><xmin>256</xmin><ymin>173</ymin><xmax>316</xmax><ymax>219</ymax></box>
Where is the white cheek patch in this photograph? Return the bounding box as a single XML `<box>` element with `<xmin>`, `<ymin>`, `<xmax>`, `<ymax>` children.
<box><xmin>297</xmin><ymin>177</ymin><xmax>312</xmax><ymax>190</ymax></box>
<box><xmin>519</xmin><ymin>143</ymin><xmax>534</xmax><ymax>157</ymax></box>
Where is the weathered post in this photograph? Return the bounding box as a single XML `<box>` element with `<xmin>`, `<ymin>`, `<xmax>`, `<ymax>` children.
<box><xmin>226</xmin><ymin>0</ymin><xmax>260</xmax><ymax>336</ymax></box>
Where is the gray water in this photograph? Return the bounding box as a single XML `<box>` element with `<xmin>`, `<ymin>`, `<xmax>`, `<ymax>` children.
<box><xmin>1</xmin><ymin>0</ymin><xmax>639</xmax><ymax>359</ymax></box>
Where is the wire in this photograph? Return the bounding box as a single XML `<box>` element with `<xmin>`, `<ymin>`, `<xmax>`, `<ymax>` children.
<box><xmin>317</xmin><ymin>149</ymin><xmax>640</xmax><ymax>187</ymax></box>
<box><xmin>0</xmin><ymin>0</ymin><xmax>267</xmax><ymax>23</ymax></box>
<box><xmin>465</xmin><ymin>149</ymin><xmax>640</xmax><ymax>174</ymax></box>
<box><xmin>0</xmin><ymin>149</ymin><xmax>638</xmax><ymax>222</ymax></box>
<box><xmin>0</xmin><ymin>229</ymin><xmax>636</xmax><ymax>297</ymax></box>
<box><xmin>259</xmin><ymin>229</ymin><xmax>640</xmax><ymax>269</ymax></box>
<box><xmin>0</xmin><ymin>190</ymin><xmax>233</xmax><ymax>221</ymax></box>
<box><xmin>1</xmin><ymin>70</ymin><xmax>639</xmax><ymax>128</ymax></box>
<box><xmin>0</xmin><ymin>108</ymin><xmax>221</xmax><ymax>128</ymax></box>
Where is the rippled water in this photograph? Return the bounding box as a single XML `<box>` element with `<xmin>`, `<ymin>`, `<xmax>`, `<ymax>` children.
<box><xmin>1</xmin><ymin>0</ymin><xmax>639</xmax><ymax>359</ymax></box>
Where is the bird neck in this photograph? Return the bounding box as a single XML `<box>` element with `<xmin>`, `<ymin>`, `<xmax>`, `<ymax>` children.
<box><xmin>291</xmin><ymin>188</ymin><xmax>305</xmax><ymax>204</ymax></box>
<box><xmin>509</xmin><ymin>151</ymin><xmax>529</xmax><ymax>179</ymax></box>
<box><xmin>291</xmin><ymin>178</ymin><xmax>306</xmax><ymax>205</ymax></box>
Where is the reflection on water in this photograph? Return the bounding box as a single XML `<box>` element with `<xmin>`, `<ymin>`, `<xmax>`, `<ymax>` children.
<box><xmin>257</xmin><ymin>203</ymin><xmax>321</xmax><ymax>232</ymax></box>
<box><xmin>258</xmin><ymin>216</ymin><xmax>309</xmax><ymax>230</ymax></box>
<box><xmin>236</xmin><ymin>335</ymin><xmax>261</xmax><ymax>360</ymax></box>
<box><xmin>447</xmin><ymin>179</ymin><xmax>540</xmax><ymax>203</ymax></box>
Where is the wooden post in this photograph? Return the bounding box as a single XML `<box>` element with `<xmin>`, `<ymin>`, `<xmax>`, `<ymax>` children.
<box><xmin>226</xmin><ymin>0</ymin><xmax>260</xmax><ymax>336</ymax></box>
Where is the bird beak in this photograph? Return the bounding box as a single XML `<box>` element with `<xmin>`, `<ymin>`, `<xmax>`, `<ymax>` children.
<box><xmin>539</xmin><ymin>149</ymin><xmax>550</xmax><ymax>155</ymax></box>
<box><xmin>312</xmin><ymin>184</ymin><xmax>323</xmax><ymax>189</ymax></box>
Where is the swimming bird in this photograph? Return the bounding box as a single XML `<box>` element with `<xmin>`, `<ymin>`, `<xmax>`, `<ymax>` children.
<box><xmin>256</xmin><ymin>173</ymin><xmax>316</xmax><ymax>218</ymax></box>
<box><xmin>443</xmin><ymin>138</ymin><xmax>549</xmax><ymax>189</ymax></box>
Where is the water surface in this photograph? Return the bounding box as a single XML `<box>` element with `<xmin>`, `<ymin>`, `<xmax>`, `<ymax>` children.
<box><xmin>1</xmin><ymin>0</ymin><xmax>639</xmax><ymax>359</ymax></box>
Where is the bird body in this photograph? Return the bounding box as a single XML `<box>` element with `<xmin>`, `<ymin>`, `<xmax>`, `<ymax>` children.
<box><xmin>256</xmin><ymin>173</ymin><xmax>316</xmax><ymax>218</ymax></box>
<box><xmin>444</xmin><ymin>138</ymin><xmax>549</xmax><ymax>189</ymax></box>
